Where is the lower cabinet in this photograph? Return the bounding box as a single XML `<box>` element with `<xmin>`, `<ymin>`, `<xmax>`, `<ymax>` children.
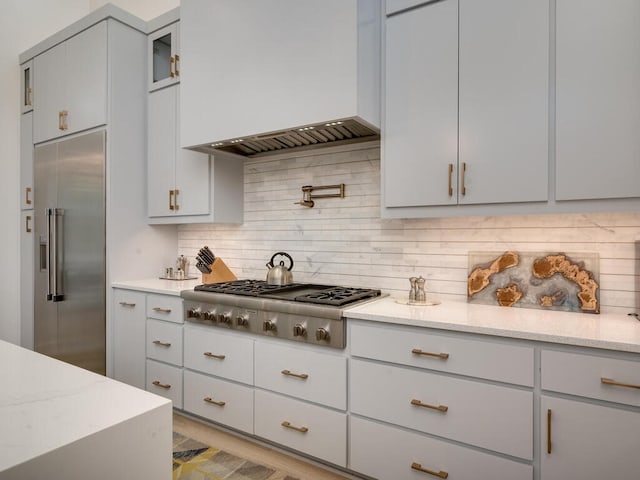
<box><xmin>112</xmin><ymin>289</ymin><xmax>146</xmax><ymax>389</ymax></box>
<box><xmin>184</xmin><ymin>370</ymin><xmax>253</xmax><ymax>434</ymax></box>
<box><xmin>146</xmin><ymin>358</ymin><xmax>183</xmax><ymax>408</ymax></box>
<box><xmin>254</xmin><ymin>389</ymin><xmax>347</xmax><ymax>468</ymax></box>
<box><xmin>350</xmin><ymin>416</ymin><xmax>532</xmax><ymax>480</ymax></box>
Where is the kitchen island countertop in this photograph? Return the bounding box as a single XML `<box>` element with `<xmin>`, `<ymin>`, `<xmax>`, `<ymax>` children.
<box><xmin>346</xmin><ymin>296</ymin><xmax>640</xmax><ymax>353</ymax></box>
<box><xmin>0</xmin><ymin>339</ymin><xmax>172</xmax><ymax>479</ymax></box>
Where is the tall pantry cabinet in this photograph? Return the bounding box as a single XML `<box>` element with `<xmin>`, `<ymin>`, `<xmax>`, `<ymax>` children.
<box><xmin>18</xmin><ymin>6</ymin><xmax>178</xmax><ymax>372</ymax></box>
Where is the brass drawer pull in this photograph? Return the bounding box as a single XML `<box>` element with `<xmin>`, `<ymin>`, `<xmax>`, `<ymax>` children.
<box><xmin>174</xmin><ymin>54</ymin><xmax>180</xmax><ymax>76</ymax></box>
<box><xmin>412</xmin><ymin>348</ymin><xmax>449</xmax><ymax>360</ymax></box>
<box><xmin>411</xmin><ymin>399</ymin><xmax>448</xmax><ymax>412</ymax></box>
<box><xmin>461</xmin><ymin>162</ymin><xmax>467</xmax><ymax>195</ymax></box>
<box><xmin>26</xmin><ymin>187</ymin><xmax>32</xmax><ymax>205</ymax></box>
<box><xmin>281</xmin><ymin>421</ymin><xmax>308</xmax><ymax>433</ymax></box>
<box><xmin>281</xmin><ymin>369</ymin><xmax>309</xmax><ymax>380</ymax></box>
<box><xmin>152</xmin><ymin>307</ymin><xmax>172</xmax><ymax>314</ymax></box>
<box><xmin>152</xmin><ymin>380</ymin><xmax>171</xmax><ymax>389</ymax></box>
<box><xmin>547</xmin><ymin>408</ymin><xmax>552</xmax><ymax>454</ymax></box>
<box><xmin>169</xmin><ymin>190</ymin><xmax>175</xmax><ymax>210</ymax></box>
<box><xmin>152</xmin><ymin>340</ymin><xmax>171</xmax><ymax>347</ymax></box>
<box><xmin>447</xmin><ymin>163</ymin><xmax>453</xmax><ymax>196</ymax></box>
<box><xmin>204</xmin><ymin>397</ymin><xmax>226</xmax><ymax>407</ymax></box>
<box><xmin>411</xmin><ymin>462</ymin><xmax>448</xmax><ymax>479</ymax></box>
<box><xmin>119</xmin><ymin>301</ymin><xmax>136</xmax><ymax>307</ymax></box>
<box><xmin>204</xmin><ymin>352</ymin><xmax>226</xmax><ymax>360</ymax></box>
<box><xmin>601</xmin><ymin>377</ymin><xmax>640</xmax><ymax>390</ymax></box>
<box><xmin>26</xmin><ymin>215</ymin><xmax>32</xmax><ymax>233</ymax></box>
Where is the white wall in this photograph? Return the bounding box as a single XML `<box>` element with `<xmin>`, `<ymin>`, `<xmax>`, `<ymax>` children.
<box><xmin>178</xmin><ymin>143</ymin><xmax>640</xmax><ymax>315</ymax></box>
<box><xmin>0</xmin><ymin>0</ymin><xmax>178</xmax><ymax>343</ymax></box>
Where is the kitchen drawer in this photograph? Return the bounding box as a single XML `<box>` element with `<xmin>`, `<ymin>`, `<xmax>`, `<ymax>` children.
<box><xmin>350</xmin><ymin>358</ymin><xmax>533</xmax><ymax>460</ymax></box>
<box><xmin>350</xmin><ymin>416</ymin><xmax>533</xmax><ymax>480</ymax></box>
<box><xmin>254</xmin><ymin>389</ymin><xmax>347</xmax><ymax>467</ymax></box>
<box><xmin>146</xmin><ymin>294</ymin><xmax>183</xmax><ymax>323</ymax></box>
<box><xmin>541</xmin><ymin>350</ymin><xmax>640</xmax><ymax>407</ymax></box>
<box><xmin>350</xmin><ymin>322</ymin><xmax>533</xmax><ymax>386</ymax></box>
<box><xmin>254</xmin><ymin>341</ymin><xmax>347</xmax><ymax>410</ymax></box>
<box><xmin>146</xmin><ymin>319</ymin><xmax>183</xmax><ymax>366</ymax></box>
<box><xmin>146</xmin><ymin>359</ymin><xmax>183</xmax><ymax>409</ymax></box>
<box><xmin>183</xmin><ymin>324</ymin><xmax>253</xmax><ymax>385</ymax></box>
<box><xmin>184</xmin><ymin>370</ymin><xmax>253</xmax><ymax>434</ymax></box>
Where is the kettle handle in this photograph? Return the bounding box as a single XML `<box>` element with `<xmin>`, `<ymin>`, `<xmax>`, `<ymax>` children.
<box><xmin>269</xmin><ymin>252</ymin><xmax>294</xmax><ymax>271</ymax></box>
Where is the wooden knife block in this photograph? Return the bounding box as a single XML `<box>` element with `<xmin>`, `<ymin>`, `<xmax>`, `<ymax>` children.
<box><xmin>201</xmin><ymin>258</ymin><xmax>237</xmax><ymax>284</ymax></box>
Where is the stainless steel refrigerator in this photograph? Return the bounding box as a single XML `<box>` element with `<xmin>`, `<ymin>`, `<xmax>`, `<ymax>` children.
<box><xmin>33</xmin><ymin>131</ymin><xmax>106</xmax><ymax>374</ymax></box>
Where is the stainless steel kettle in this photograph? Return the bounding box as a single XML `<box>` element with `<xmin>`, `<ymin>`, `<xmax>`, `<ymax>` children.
<box><xmin>266</xmin><ymin>252</ymin><xmax>294</xmax><ymax>286</ymax></box>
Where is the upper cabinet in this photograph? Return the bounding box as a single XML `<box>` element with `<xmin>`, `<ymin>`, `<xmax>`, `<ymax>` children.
<box><xmin>148</xmin><ymin>22</ymin><xmax>180</xmax><ymax>92</ymax></box>
<box><xmin>555</xmin><ymin>0</ymin><xmax>640</xmax><ymax>201</ymax></box>
<box><xmin>21</xmin><ymin>60</ymin><xmax>34</xmax><ymax>114</ymax></box>
<box><xmin>33</xmin><ymin>21</ymin><xmax>107</xmax><ymax>144</ymax></box>
<box><xmin>179</xmin><ymin>0</ymin><xmax>381</xmax><ymax>156</ymax></box>
<box><xmin>383</xmin><ymin>0</ymin><xmax>549</xmax><ymax>212</ymax></box>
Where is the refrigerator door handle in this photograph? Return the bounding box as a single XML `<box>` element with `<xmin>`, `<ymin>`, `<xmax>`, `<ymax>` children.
<box><xmin>51</xmin><ymin>208</ymin><xmax>65</xmax><ymax>302</ymax></box>
<box><xmin>46</xmin><ymin>208</ymin><xmax>53</xmax><ymax>301</ymax></box>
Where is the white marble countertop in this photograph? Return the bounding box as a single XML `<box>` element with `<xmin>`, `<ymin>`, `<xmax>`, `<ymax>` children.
<box><xmin>112</xmin><ymin>278</ymin><xmax>202</xmax><ymax>296</ymax></box>
<box><xmin>0</xmin><ymin>340</ymin><xmax>171</xmax><ymax>473</ymax></box>
<box><xmin>346</xmin><ymin>296</ymin><xmax>640</xmax><ymax>354</ymax></box>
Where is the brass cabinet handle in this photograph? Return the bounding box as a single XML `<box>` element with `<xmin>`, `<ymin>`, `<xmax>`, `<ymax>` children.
<box><xmin>601</xmin><ymin>377</ymin><xmax>640</xmax><ymax>390</ymax></box>
<box><xmin>412</xmin><ymin>348</ymin><xmax>449</xmax><ymax>360</ymax></box>
<box><xmin>547</xmin><ymin>408</ymin><xmax>552</xmax><ymax>454</ymax></box>
<box><xmin>204</xmin><ymin>352</ymin><xmax>226</xmax><ymax>360</ymax></box>
<box><xmin>174</xmin><ymin>189</ymin><xmax>180</xmax><ymax>210</ymax></box>
<box><xmin>411</xmin><ymin>462</ymin><xmax>448</xmax><ymax>479</ymax></box>
<box><xmin>58</xmin><ymin>110</ymin><xmax>68</xmax><ymax>131</ymax></box>
<box><xmin>447</xmin><ymin>163</ymin><xmax>453</xmax><ymax>196</ymax></box>
<box><xmin>411</xmin><ymin>399</ymin><xmax>448</xmax><ymax>412</ymax></box>
<box><xmin>25</xmin><ymin>215</ymin><xmax>32</xmax><ymax>233</ymax></box>
<box><xmin>174</xmin><ymin>54</ymin><xmax>180</xmax><ymax>76</ymax></box>
<box><xmin>58</xmin><ymin>111</ymin><xmax>63</xmax><ymax>130</ymax></box>
<box><xmin>152</xmin><ymin>307</ymin><xmax>172</xmax><ymax>314</ymax></box>
<box><xmin>169</xmin><ymin>56</ymin><xmax>175</xmax><ymax>78</ymax></box>
<box><xmin>25</xmin><ymin>187</ymin><xmax>32</xmax><ymax>205</ymax></box>
<box><xmin>152</xmin><ymin>380</ymin><xmax>171</xmax><ymax>389</ymax></box>
<box><xmin>281</xmin><ymin>369</ymin><xmax>309</xmax><ymax>380</ymax></box>
<box><xmin>152</xmin><ymin>340</ymin><xmax>171</xmax><ymax>347</ymax></box>
<box><xmin>169</xmin><ymin>190</ymin><xmax>175</xmax><ymax>210</ymax></box>
<box><xmin>461</xmin><ymin>162</ymin><xmax>467</xmax><ymax>195</ymax></box>
<box><xmin>204</xmin><ymin>396</ymin><xmax>226</xmax><ymax>407</ymax></box>
<box><xmin>281</xmin><ymin>421</ymin><xmax>308</xmax><ymax>433</ymax></box>
<box><xmin>118</xmin><ymin>301</ymin><xmax>136</xmax><ymax>307</ymax></box>
<box><xmin>26</xmin><ymin>87</ymin><xmax>32</xmax><ymax>106</ymax></box>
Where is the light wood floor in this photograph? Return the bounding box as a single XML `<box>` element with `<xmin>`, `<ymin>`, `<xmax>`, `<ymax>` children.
<box><xmin>173</xmin><ymin>412</ymin><xmax>360</xmax><ymax>480</ymax></box>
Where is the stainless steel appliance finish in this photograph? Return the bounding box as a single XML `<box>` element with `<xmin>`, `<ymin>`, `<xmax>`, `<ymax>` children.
<box><xmin>34</xmin><ymin>131</ymin><xmax>106</xmax><ymax>374</ymax></box>
<box><xmin>181</xmin><ymin>280</ymin><xmax>382</xmax><ymax>349</ymax></box>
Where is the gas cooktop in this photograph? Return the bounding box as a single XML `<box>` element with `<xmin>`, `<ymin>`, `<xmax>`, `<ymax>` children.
<box><xmin>194</xmin><ymin>279</ymin><xmax>381</xmax><ymax>307</ymax></box>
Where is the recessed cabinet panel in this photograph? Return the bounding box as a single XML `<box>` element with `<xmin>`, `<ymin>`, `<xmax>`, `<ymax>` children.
<box><xmin>112</xmin><ymin>289</ymin><xmax>146</xmax><ymax>389</ymax></box>
<box><xmin>556</xmin><ymin>0</ymin><xmax>640</xmax><ymax>200</ymax></box>
<box><xmin>384</xmin><ymin>0</ymin><xmax>458</xmax><ymax>207</ymax></box>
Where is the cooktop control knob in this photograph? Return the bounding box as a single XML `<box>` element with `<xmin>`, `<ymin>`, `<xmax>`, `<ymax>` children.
<box><xmin>293</xmin><ymin>323</ymin><xmax>307</xmax><ymax>337</ymax></box>
<box><xmin>217</xmin><ymin>313</ymin><xmax>232</xmax><ymax>325</ymax></box>
<box><xmin>236</xmin><ymin>315</ymin><xmax>249</xmax><ymax>327</ymax></box>
<box><xmin>263</xmin><ymin>320</ymin><xmax>277</xmax><ymax>332</ymax></box>
<box><xmin>187</xmin><ymin>307</ymin><xmax>201</xmax><ymax>319</ymax></box>
<box><xmin>315</xmin><ymin>327</ymin><xmax>330</xmax><ymax>342</ymax></box>
<box><xmin>203</xmin><ymin>310</ymin><xmax>216</xmax><ymax>321</ymax></box>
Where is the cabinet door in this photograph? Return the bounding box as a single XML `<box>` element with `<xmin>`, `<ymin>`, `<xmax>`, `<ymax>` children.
<box><xmin>384</xmin><ymin>0</ymin><xmax>458</xmax><ymax>207</ymax></box>
<box><xmin>112</xmin><ymin>289</ymin><xmax>146</xmax><ymax>389</ymax></box>
<box><xmin>458</xmin><ymin>0</ymin><xmax>548</xmax><ymax>205</ymax></box>
<box><xmin>21</xmin><ymin>60</ymin><xmax>34</xmax><ymax>114</ymax></box>
<box><xmin>20</xmin><ymin>112</ymin><xmax>33</xmax><ymax>210</ymax></box>
<box><xmin>148</xmin><ymin>86</ymin><xmax>177</xmax><ymax>217</ymax></box>
<box><xmin>556</xmin><ymin>0</ymin><xmax>640</xmax><ymax>200</ymax></box>
<box><xmin>20</xmin><ymin>211</ymin><xmax>34</xmax><ymax>349</ymax></box>
<box><xmin>148</xmin><ymin>23</ymin><xmax>179</xmax><ymax>91</ymax></box>
<box><xmin>541</xmin><ymin>396</ymin><xmax>640</xmax><ymax>480</ymax></box>
<box><xmin>33</xmin><ymin>41</ymin><xmax>65</xmax><ymax>144</ymax></box>
<box><xmin>64</xmin><ymin>21</ymin><xmax>108</xmax><ymax>137</ymax></box>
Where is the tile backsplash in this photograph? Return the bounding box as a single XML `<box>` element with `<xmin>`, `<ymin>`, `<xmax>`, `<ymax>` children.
<box><xmin>178</xmin><ymin>142</ymin><xmax>640</xmax><ymax>315</ymax></box>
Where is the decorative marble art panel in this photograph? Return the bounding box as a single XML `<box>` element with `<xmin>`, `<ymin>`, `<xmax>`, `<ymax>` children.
<box><xmin>468</xmin><ymin>251</ymin><xmax>600</xmax><ymax>314</ymax></box>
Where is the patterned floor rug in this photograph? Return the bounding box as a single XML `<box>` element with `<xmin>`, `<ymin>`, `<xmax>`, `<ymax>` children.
<box><xmin>173</xmin><ymin>432</ymin><xmax>300</xmax><ymax>480</ymax></box>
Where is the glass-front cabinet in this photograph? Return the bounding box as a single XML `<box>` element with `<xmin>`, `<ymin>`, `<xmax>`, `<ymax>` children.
<box><xmin>148</xmin><ymin>22</ymin><xmax>180</xmax><ymax>91</ymax></box>
<box><xmin>21</xmin><ymin>60</ymin><xmax>33</xmax><ymax>114</ymax></box>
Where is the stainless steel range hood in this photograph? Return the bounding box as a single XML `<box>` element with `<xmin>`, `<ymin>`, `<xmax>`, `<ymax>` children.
<box><xmin>192</xmin><ymin>118</ymin><xmax>380</xmax><ymax>158</ymax></box>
